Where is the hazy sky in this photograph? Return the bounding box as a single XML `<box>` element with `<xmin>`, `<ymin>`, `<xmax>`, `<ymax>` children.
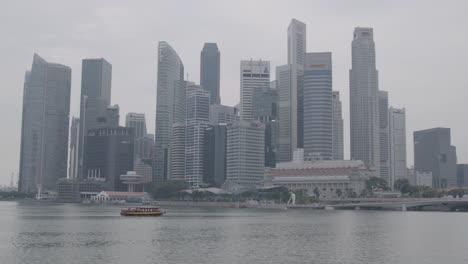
<box><xmin>1</xmin><ymin>0</ymin><xmax>467</xmax><ymax>185</ymax></box>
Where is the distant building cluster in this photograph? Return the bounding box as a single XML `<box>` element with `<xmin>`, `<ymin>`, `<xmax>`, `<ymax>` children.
<box><xmin>17</xmin><ymin>19</ymin><xmax>466</xmax><ymax>200</ymax></box>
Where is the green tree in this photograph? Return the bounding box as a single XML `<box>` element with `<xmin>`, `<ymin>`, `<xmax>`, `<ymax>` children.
<box><xmin>394</xmin><ymin>178</ymin><xmax>411</xmax><ymax>194</ymax></box>
<box><xmin>366</xmin><ymin>177</ymin><xmax>390</xmax><ymax>191</ymax></box>
<box><xmin>150</xmin><ymin>180</ymin><xmax>188</xmax><ymax>199</ymax></box>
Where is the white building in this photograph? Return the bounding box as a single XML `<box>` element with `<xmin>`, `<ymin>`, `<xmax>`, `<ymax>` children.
<box><xmin>267</xmin><ymin>160</ymin><xmax>370</xmax><ymax>198</ymax></box>
<box><xmin>240</xmin><ymin>60</ymin><xmax>270</xmax><ymax>121</ymax></box>
<box><xmin>125</xmin><ymin>112</ymin><xmax>147</xmax><ymax>138</ymax></box>
<box><xmin>388</xmin><ymin>107</ymin><xmax>407</xmax><ymax>189</ymax></box>
<box><xmin>332</xmin><ymin>91</ymin><xmax>344</xmax><ymax>160</ymax></box>
<box><xmin>226</xmin><ymin>121</ymin><xmax>265</xmax><ymax>188</ymax></box>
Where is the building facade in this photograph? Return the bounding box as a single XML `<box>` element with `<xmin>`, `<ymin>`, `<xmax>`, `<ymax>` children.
<box><xmin>125</xmin><ymin>113</ymin><xmax>147</xmax><ymax>139</ymax></box>
<box><xmin>200</xmin><ymin>43</ymin><xmax>221</xmax><ymax>105</ymax></box>
<box><xmin>277</xmin><ymin>64</ymin><xmax>293</xmax><ymax>162</ymax></box>
<box><xmin>209</xmin><ymin>104</ymin><xmax>239</xmax><ymax>125</ymax></box>
<box><xmin>457</xmin><ymin>164</ymin><xmax>468</xmax><ymax>188</ymax></box>
<box><xmin>226</xmin><ymin>121</ymin><xmax>265</xmax><ymax>188</ymax></box>
<box><xmin>185</xmin><ymin>84</ymin><xmax>210</xmax><ymax>188</ymax></box>
<box><xmin>332</xmin><ymin>91</ymin><xmax>344</xmax><ymax>160</ymax></box>
<box><xmin>78</xmin><ymin>58</ymin><xmax>112</xmax><ymax>179</ymax></box>
<box><xmin>240</xmin><ymin>60</ymin><xmax>270</xmax><ymax>120</ymax></box>
<box><xmin>303</xmin><ymin>52</ymin><xmax>333</xmax><ymax>161</ymax></box>
<box><xmin>203</xmin><ymin>124</ymin><xmax>227</xmax><ymax>186</ymax></box>
<box><xmin>414</xmin><ymin>128</ymin><xmax>457</xmax><ymax>189</ymax></box>
<box><xmin>388</xmin><ymin>107</ymin><xmax>407</xmax><ymax>189</ymax></box>
<box><xmin>379</xmin><ymin>91</ymin><xmax>389</xmax><ymax>182</ymax></box>
<box><xmin>84</xmin><ymin>127</ymin><xmax>134</xmax><ymax>191</ymax></box>
<box><xmin>154</xmin><ymin>41</ymin><xmax>184</xmax><ymax>182</ymax></box>
<box><xmin>267</xmin><ymin>160</ymin><xmax>370</xmax><ymax>199</ymax></box>
<box><xmin>68</xmin><ymin>117</ymin><xmax>80</xmax><ymax>179</ymax></box>
<box><xmin>19</xmin><ymin>54</ymin><xmax>71</xmax><ymax>193</ymax></box>
<box><xmin>350</xmin><ymin>27</ymin><xmax>380</xmax><ymax>175</ymax></box>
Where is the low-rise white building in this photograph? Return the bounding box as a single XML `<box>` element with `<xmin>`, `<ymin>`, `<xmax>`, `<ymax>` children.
<box><xmin>266</xmin><ymin>160</ymin><xmax>371</xmax><ymax>198</ymax></box>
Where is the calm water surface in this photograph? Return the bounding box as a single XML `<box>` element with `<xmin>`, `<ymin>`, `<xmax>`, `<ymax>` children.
<box><xmin>1</xmin><ymin>201</ymin><xmax>468</xmax><ymax>264</ymax></box>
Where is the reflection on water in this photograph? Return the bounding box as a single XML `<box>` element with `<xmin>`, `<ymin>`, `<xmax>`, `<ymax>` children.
<box><xmin>1</xmin><ymin>201</ymin><xmax>468</xmax><ymax>264</ymax></box>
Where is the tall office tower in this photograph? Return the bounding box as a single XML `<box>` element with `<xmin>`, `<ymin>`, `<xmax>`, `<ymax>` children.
<box><xmin>134</xmin><ymin>135</ymin><xmax>154</xmax><ymax>160</ymax></box>
<box><xmin>379</xmin><ymin>91</ymin><xmax>389</xmax><ymax>182</ymax></box>
<box><xmin>288</xmin><ymin>19</ymin><xmax>306</xmax><ymax>149</ymax></box>
<box><xmin>332</xmin><ymin>91</ymin><xmax>344</xmax><ymax>160</ymax></box>
<box><xmin>84</xmin><ymin>127</ymin><xmax>134</xmax><ymax>191</ymax></box>
<box><xmin>388</xmin><ymin>107</ymin><xmax>407</xmax><ymax>189</ymax></box>
<box><xmin>78</xmin><ymin>58</ymin><xmax>112</xmax><ymax>180</ymax></box>
<box><xmin>19</xmin><ymin>54</ymin><xmax>71</xmax><ymax>193</ymax></box>
<box><xmin>203</xmin><ymin>124</ymin><xmax>227</xmax><ymax>186</ymax></box>
<box><xmin>303</xmin><ymin>52</ymin><xmax>333</xmax><ymax>161</ymax></box>
<box><xmin>457</xmin><ymin>164</ymin><xmax>468</xmax><ymax>187</ymax></box>
<box><xmin>226</xmin><ymin>121</ymin><xmax>265</xmax><ymax>188</ymax></box>
<box><xmin>200</xmin><ymin>43</ymin><xmax>221</xmax><ymax>105</ymax></box>
<box><xmin>68</xmin><ymin>117</ymin><xmax>80</xmax><ymax>179</ymax></box>
<box><xmin>168</xmin><ymin>80</ymin><xmax>187</xmax><ymax>182</ymax></box>
<box><xmin>252</xmin><ymin>84</ymin><xmax>279</xmax><ymax>167</ymax></box>
<box><xmin>185</xmin><ymin>84</ymin><xmax>210</xmax><ymax>188</ymax></box>
<box><xmin>240</xmin><ymin>60</ymin><xmax>270</xmax><ymax>120</ymax></box>
<box><xmin>350</xmin><ymin>27</ymin><xmax>380</xmax><ymax>175</ymax></box>
<box><xmin>125</xmin><ymin>113</ymin><xmax>147</xmax><ymax>139</ymax></box>
<box><xmin>414</xmin><ymin>128</ymin><xmax>457</xmax><ymax>189</ymax></box>
<box><xmin>154</xmin><ymin>41</ymin><xmax>184</xmax><ymax>182</ymax></box>
<box><xmin>209</xmin><ymin>104</ymin><xmax>239</xmax><ymax>125</ymax></box>
<box><xmin>277</xmin><ymin>65</ymin><xmax>293</xmax><ymax>162</ymax></box>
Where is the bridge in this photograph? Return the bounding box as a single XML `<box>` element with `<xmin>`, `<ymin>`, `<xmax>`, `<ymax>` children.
<box><xmin>286</xmin><ymin>198</ymin><xmax>468</xmax><ymax>211</ymax></box>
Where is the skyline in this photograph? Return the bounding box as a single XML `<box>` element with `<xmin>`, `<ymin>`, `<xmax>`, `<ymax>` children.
<box><xmin>2</xmin><ymin>1</ymin><xmax>468</xmax><ymax>185</ymax></box>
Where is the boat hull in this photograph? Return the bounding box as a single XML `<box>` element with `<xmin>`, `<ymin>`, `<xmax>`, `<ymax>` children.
<box><xmin>120</xmin><ymin>211</ymin><xmax>163</xmax><ymax>216</ymax></box>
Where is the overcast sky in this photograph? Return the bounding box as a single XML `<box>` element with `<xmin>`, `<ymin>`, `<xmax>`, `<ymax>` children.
<box><xmin>1</xmin><ymin>0</ymin><xmax>467</xmax><ymax>185</ymax></box>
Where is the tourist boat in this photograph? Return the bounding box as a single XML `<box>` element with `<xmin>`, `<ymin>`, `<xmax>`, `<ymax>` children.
<box><xmin>120</xmin><ymin>206</ymin><xmax>164</xmax><ymax>216</ymax></box>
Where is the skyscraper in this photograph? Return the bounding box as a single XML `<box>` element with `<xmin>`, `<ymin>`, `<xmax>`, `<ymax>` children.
<box><xmin>288</xmin><ymin>19</ymin><xmax>306</xmax><ymax>149</ymax></box>
<box><xmin>350</xmin><ymin>27</ymin><xmax>380</xmax><ymax>174</ymax></box>
<box><xmin>78</xmin><ymin>58</ymin><xmax>112</xmax><ymax>179</ymax></box>
<box><xmin>240</xmin><ymin>60</ymin><xmax>270</xmax><ymax>120</ymax></box>
<box><xmin>226</xmin><ymin>121</ymin><xmax>265</xmax><ymax>188</ymax></box>
<box><xmin>414</xmin><ymin>128</ymin><xmax>457</xmax><ymax>189</ymax></box>
<box><xmin>169</xmin><ymin>80</ymin><xmax>188</xmax><ymax>182</ymax></box>
<box><xmin>209</xmin><ymin>104</ymin><xmax>239</xmax><ymax>125</ymax></box>
<box><xmin>203</xmin><ymin>124</ymin><xmax>227</xmax><ymax>186</ymax></box>
<box><xmin>388</xmin><ymin>107</ymin><xmax>407</xmax><ymax>189</ymax></box>
<box><xmin>379</xmin><ymin>91</ymin><xmax>389</xmax><ymax>182</ymax></box>
<box><xmin>200</xmin><ymin>43</ymin><xmax>221</xmax><ymax>105</ymax></box>
<box><xmin>68</xmin><ymin>117</ymin><xmax>80</xmax><ymax>179</ymax></box>
<box><xmin>18</xmin><ymin>54</ymin><xmax>71</xmax><ymax>193</ymax></box>
<box><xmin>125</xmin><ymin>113</ymin><xmax>147</xmax><ymax>139</ymax></box>
<box><xmin>303</xmin><ymin>52</ymin><xmax>333</xmax><ymax>160</ymax></box>
<box><xmin>185</xmin><ymin>84</ymin><xmax>210</xmax><ymax>188</ymax></box>
<box><xmin>332</xmin><ymin>91</ymin><xmax>344</xmax><ymax>160</ymax></box>
<box><xmin>154</xmin><ymin>41</ymin><xmax>184</xmax><ymax>182</ymax></box>
<box><xmin>277</xmin><ymin>64</ymin><xmax>293</xmax><ymax>162</ymax></box>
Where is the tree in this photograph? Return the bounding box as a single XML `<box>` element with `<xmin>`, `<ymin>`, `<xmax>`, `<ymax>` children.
<box><xmin>150</xmin><ymin>180</ymin><xmax>188</xmax><ymax>199</ymax></box>
<box><xmin>394</xmin><ymin>178</ymin><xmax>411</xmax><ymax>194</ymax></box>
<box><xmin>313</xmin><ymin>187</ymin><xmax>320</xmax><ymax>199</ymax></box>
<box><xmin>366</xmin><ymin>177</ymin><xmax>390</xmax><ymax>191</ymax></box>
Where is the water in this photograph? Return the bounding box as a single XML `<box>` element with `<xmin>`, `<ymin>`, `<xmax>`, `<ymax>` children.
<box><xmin>1</xmin><ymin>201</ymin><xmax>468</xmax><ymax>264</ymax></box>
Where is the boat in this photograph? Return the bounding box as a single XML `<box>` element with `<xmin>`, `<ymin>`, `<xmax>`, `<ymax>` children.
<box><xmin>120</xmin><ymin>206</ymin><xmax>164</xmax><ymax>216</ymax></box>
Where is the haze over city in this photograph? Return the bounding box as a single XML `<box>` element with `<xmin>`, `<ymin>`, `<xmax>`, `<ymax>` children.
<box><xmin>1</xmin><ymin>0</ymin><xmax>468</xmax><ymax>185</ymax></box>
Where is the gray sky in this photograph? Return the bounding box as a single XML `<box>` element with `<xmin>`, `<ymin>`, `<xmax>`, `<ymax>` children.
<box><xmin>1</xmin><ymin>0</ymin><xmax>467</xmax><ymax>185</ymax></box>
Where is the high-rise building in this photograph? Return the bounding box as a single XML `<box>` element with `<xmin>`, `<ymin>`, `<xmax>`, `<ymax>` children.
<box><xmin>170</xmin><ymin>123</ymin><xmax>186</xmax><ymax>181</ymax></box>
<box><xmin>303</xmin><ymin>52</ymin><xmax>333</xmax><ymax>161</ymax></box>
<box><xmin>18</xmin><ymin>54</ymin><xmax>71</xmax><ymax>193</ymax></box>
<box><xmin>240</xmin><ymin>60</ymin><xmax>270</xmax><ymax>120</ymax></box>
<box><xmin>125</xmin><ymin>113</ymin><xmax>147</xmax><ymax>139</ymax></box>
<box><xmin>277</xmin><ymin>65</ymin><xmax>293</xmax><ymax>162</ymax></box>
<box><xmin>288</xmin><ymin>19</ymin><xmax>306</xmax><ymax>150</ymax></box>
<box><xmin>200</xmin><ymin>43</ymin><xmax>221</xmax><ymax>105</ymax></box>
<box><xmin>69</xmin><ymin>117</ymin><xmax>80</xmax><ymax>179</ymax></box>
<box><xmin>203</xmin><ymin>124</ymin><xmax>227</xmax><ymax>186</ymax></box>
<box><xmin>252</xmin><ymin>84</ymin><xmax>279</xmax><ymax>168</ymax></box>
<box><xmin>332</xmin><ymin>91</ymin><xmax>344</xmax><ymax>160</ymax></box>
<box><xmin>388</xmin><ymin>107</ymin><xmax>407</xmax><ymax>189</ymax></box>
<box><xmin>209</xmin><ymin>104</ymin><xmax>239</xmax><ymax>125</ymax></box>
<box><xmin>78</xmin><ymin>58</ymin><xmax>112</xmax><ymax>179</ymax></box>
<box><xmin>185</xmin><ymin>84</ymin><xmax>210</xmax><ymax>188</ymax></box>
<box><xmin>154</xmin><ymin>41</ymin><xmax>184</xmax><ymax>182</ymax></box>
<box><xmin>457</xmin><ymin>164</ymin><xmax>468</xmax><ymax>188</ymax></box>
<box><xmin>226</xmin><ymin>121</ymin><xmax>265</xmax><ymax>188</ymax></box>
<box><xmin>414</xmin><ymin>128</ymin><xmax>457</xmax><ymax>189</ymax></box>
<box><xmin>379</xmin><ymin>91</ymin><xmax>389</xmax><ymax>182</ymax></box>
<box><xmin>84</xmin><ymin>127</ymin><xmax>134</xmax><ymax>191</ymax></box>
<box><xmin>350</xmin><ymin>27</ymin><xmax>380</xmax><ymax>175</ymax></box>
